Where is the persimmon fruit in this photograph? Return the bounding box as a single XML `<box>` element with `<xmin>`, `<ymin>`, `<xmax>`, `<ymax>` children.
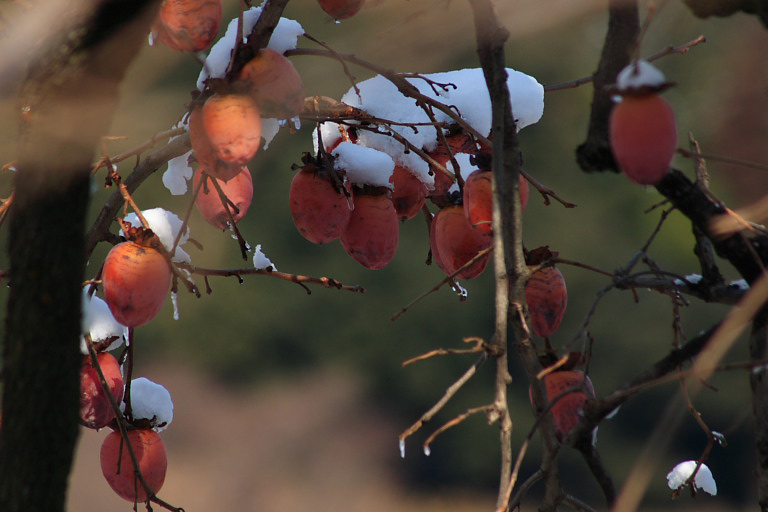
<box><xmin>290</xmin><ymin>164</ymin><xmax>352</xmax><ymax>244</ymax></box>
<box><xmin>341</xmin><ymin>189</ymin><xmax>399</xmax><ymax>269</ymax></box>
<box><xmin>189</xmin><ymin>105</ymin><xmax>241</xmax><ymax>182</ymax></box>
<box><xmin>202</xmin><ymin>93</ymin><xmax>262</xmax><ymax>168</ymax></box>
<box><xmin>152</xmin><ymin>0</ymin><xmax>222</xmax><ymax>52</ymax></box>
<box><xmin>102</xmin><ymin>241</ymin><xmax>171</xmax><ymax>328</ymax></box>
<box><xmin>317</xmin><ymin>0</ymin><xmax>365</xmax><ymax>19</ymax></box>
<box><xmin>463</xmin><ymin>170</ymin><xmax>530</xmax><ymax>235</ymax></box>
<box><xmin>100</xmin><ymin>429</ymin><xmax>167</xmax><ymax>502</ymax></box>
<box><xmin>609</xmin><ymin>93</ymin><xmax>677</xmax><ymax>185</ymax></box>
<box><xmin>431</xmin><ymin>204</ymin><xmax>492</xmax><ymax>279</ymax></box>
<box><xmin>80</xmin><ymin>352</ymin><xmax>124</xmax><ymax>429</ymax></box>
<box><xmin>525</xmin><ymin>264</ymin><xmax>567</xmax><ymax>337</ymax></box>
<box><xmin>194</xmin><ymin>166</ymin><xmax>253</xmax><ymax>230</ymax></box>
<box><xmin>530</xmin><ymin>370</ymin><xmax>595</xmax><ymax>443</ymax></box>
<box><xmin>238</xmin><ymin>49</ymin><xmax>305</xmax><ymax>120</ymax></box>
<box><xmin>390</xmin><ymin>165</ymin><xmax>428</xmax><ymax>221</ymax></box>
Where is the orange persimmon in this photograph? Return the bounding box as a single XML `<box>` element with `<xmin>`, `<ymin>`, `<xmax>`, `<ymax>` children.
<box><xmin>390</xmin><ymin>165</ymin><xmax>428</xmax><ymax>221</ymax></box>
<box><xmin>430</xmin><ymin>204</ymin><xmax>492</xmax><ymax>279</ymax></box>
<box><xmin>194</xmin><ymin>166</ymin><xmax>253</xmax><ymax>230</ymax></box>
<box><xmin>530</xmin><ymin>370</ymin><xmax>595</xmax><ymax>443</ymax></box>
<box><xmin>100</xmin><ymin>429</ymin><xmax>167</xmax><ymax>502</ymax></box>
<box><xmin>341</xmin><ymin>189</ymin><xmax>399</xmax><ymax>269</ymax></box>
<box><xmin>317</xmin><ymin>0</ymin><xmax>365</xmax><ymax>19</ymax></box>
<box><xmin>80</xmin><ymin>352</ymin><xmax>124</xmax><ymax>429</ymax></box>
<box><xmin>237</xmin><ymin>49</ymin><xmax>305</xmax><ymax>120</ymax></box>
<box><xmin>463</xmin><ymin>169</ymin><xmax>530</xmax><ymax>236</ymax></box>
<box><xmin>525</xmin><ymin>264</ymin><xmax>567</xmax><ymax>337</ymax></box>
<box><xmin>201</xmin><ymin>93</ymin><xmax>262</xmax><ymax>168</ymax></box>
<box><xmin>290</xmin><ymin>164</ymin><xmax>352</xmax><ymax>244</ymax></box>
<box><xmin>102</xmin><ymin>241</ymin><xmax>171</xmax><ymax>328</ymax></box>
<box><xmin>609</xmin><ymin>93</ymin><xmax>677</xmax><ymax>185</ymax></box>
<box><xmin>152</xmin><ymin>0</ymin><xmax>222</xmax><ymax>52</ymax></box>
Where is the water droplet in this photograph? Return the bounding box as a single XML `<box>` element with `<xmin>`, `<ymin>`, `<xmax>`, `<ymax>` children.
<box><xmin>423</xmin><ymin>445</ymin><xmax>431</xmax><ymax>456</ymax></box>
<box><xmin>399</xmin><ymin>439</ymin><xmax>405</xmax><ymax>459</ymax></box>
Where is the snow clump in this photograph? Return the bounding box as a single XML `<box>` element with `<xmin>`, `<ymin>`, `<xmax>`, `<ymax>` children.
<box><xmin>123</xmin><ymin>377</ymin><xmax>174</xmax><ymax>432</ymax></box>
<box><xmin>666</xmin><ymin>460</ymin><xmax>717</xmax><ymax>496</ymax></box>
<box><xmin>80</xmin><ymin>290</ymin><xmax>127</xmax><ymax>354</ymax></box>
<box><xmin>616</xmin><ymin>60</ymin><xmax>667</xmax><ymax>90</ymax></box>
<box><xmin>122</xmin><ymin>208</ymin><xmax>191</xmax><ymax>264</ymax></box>
<box><xmin>253</xmin><ymin>244</ymin><xmax>277</xmax><ymax>271</ymax></box>
<box><xmin>332</xmin><ymin>141</ymin><xmax>395</xmax><ymax>188</ymax></box>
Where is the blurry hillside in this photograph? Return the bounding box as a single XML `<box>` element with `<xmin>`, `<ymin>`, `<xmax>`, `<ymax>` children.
<box><xmin>2</xmin><ymin>0</ymin><xmax>768</xmax><ymax>510</ymax></box>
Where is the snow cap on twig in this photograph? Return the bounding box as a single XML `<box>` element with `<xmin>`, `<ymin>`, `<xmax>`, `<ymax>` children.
<box><xmin>666</xmin><ymin>460</ymin><xmax>717</xmax><ymax>496</ymax></box>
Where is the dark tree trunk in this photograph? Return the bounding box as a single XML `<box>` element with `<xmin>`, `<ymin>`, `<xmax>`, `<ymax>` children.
<box><xmin>0</xmin><ymin>1</ymin><xmax>160</xmax><ymax>510</ymax></box>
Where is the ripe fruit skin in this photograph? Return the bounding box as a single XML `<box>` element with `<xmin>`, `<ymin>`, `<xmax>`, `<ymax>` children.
<box><xmin>531</xmin><ymin>370</ymin><xmax>595</xmax><ymax>443</ymax></box>
<box><xmin>609</xmin><ymin>94</ymin><xmax>677</xmax><ymax>185</ymax></box>
<box><xmin>463</xmin><ymin>170</ymin><xmax>530</xmax><ymax>235</ymax></box>
<box><xmin>202</xmin><ymin>94</ymin><xmax>262</xmax><ymax>168</ymax></box>
<box><xmin>525</xmin><ymin>265</ymin><xmax>567</xmax><ymax>337</ymax></box>
<box><xmin>238</xmin><ymin>49</ymin><xmax>305</xmax><ymax>120</ymax></box>
<box><xmin>290</xmin><ymin>166</ymin><xmax>352</xmax><ymax>244</ymax></box>
<box><xmin>80</xmin><ymin>352</ymin><xmax>124</xmax><ymax>429</ymax></box>
<box><xmin>341</xmin><ymin>191</ymin><xmax>399</xmax><ymax>269</ymax></box>
<box><xmin>189</xmin><ymin>106</ymin><xmax>241</xmax><ymax>182</ymax></box>
<box><xmin>427</xmin><ymin>133</ymin><xmax>481</xmax><ymax>200</ymax></box>
<box><xmin>103</xmin><ymin>242</ymin><xmax>171</xmax><ymax>328</ymax></box>
<box><xmin>390</xmin><ymin>165</ymin><xmax>428</xmax><ymax>221</ymax></box>
<box><xmin>317</xmin><ymin>0</ymin><xmax>365</xmax><ymax>19</ymax></box>
<box><xmin>194</xmin><ymin>167</ymin><xmax>253</xmax><ymax>230</ymax></box>
<box><xmin>153</xmin><ymin>0</ymin><xmax>222</xmax><ymax>52</ymax></box>
<box><xmin>431</xmin><ymin>205</ymin><xmax>492</xmax><ymax>279</ymax></box>
<box><xmin>100</xmin><ymin>429</ymin><xmax>167</xmax><ymax>502</ymax></box>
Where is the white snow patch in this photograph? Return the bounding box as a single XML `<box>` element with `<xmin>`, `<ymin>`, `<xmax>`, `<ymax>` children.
<box><xmin>261</xmin><ymin>118</ymin><xmax>281</xmax><ymax>150</ymax></box>
<box><xmin>163</xmin><ymin>150</ymin><xmax>194</xmax><ymax>195</ymax></box>
<box><xmin>332</xmin><ymin>141</ymin><xmax>394</xmax><ymax>188</ymax></box>
<box><xmin>80</xmin><ymin>291</ymin><xmax>127</xmax><ymax>354</ymax></box>
<box><xmin>446</xmin><ymin>153</ymin><xmax>480</xmax><ymax>194</ymax></box>
<box><xmin>123</xmin><ymin>208</ymin><xmax>191</xmax><ymax>264</ymax></box>
<box><xmin>666</xmin><ymin>460</ymin><xmax>717</xmax><ymax>496</ymax></box>
<box><xmin>253</xmin><ymin>244</ymin><xmax>276</xmax><ymax>271</ymax></box>
<box><xmin>617</xmin><ymin>60</ymin><xmax>667</xmax><ymax>90</ymax></box>
<box><xmin>124</xmin><ymin>377</ymin><xmax>174</xmax><ymax>432</ymax></box>
<box><xmin>197</xmin><ymin>7</ymin><xmax>304</xmax><ymax>90</ymax></box>
<box><xmin>731</xmin><ymin>279</ymin><xmax>750</xmax><ymax>291</ymax></box>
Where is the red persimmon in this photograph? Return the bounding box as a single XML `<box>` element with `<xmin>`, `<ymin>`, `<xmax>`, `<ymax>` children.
<box><xmin>341</xmin><ymin>189</ymin><xmax>399</xmax><ymax>269</ymax></box>
<box><xmin>100</xmin><ymin>429</ymin><xmax>167</xmax><ymax>502</ymax></box>
<box><xmin>80</xmin><ymin>352</ymin><xmax>124</xmax><ymax>429</ymax></box>
<box><xmin>431</xmin><ymin>205</ymin><xmax>492</xmax><ymax>279</ymax></box>
<box><xmin>609</xmin><ymin>93</ymin><xmax>677</xmax><ymax>185</ymax></box>
<box><xmin>102</xmin><ymin>241</ymin><xmax>170</xmax><ymax>328</ymax></box>
<box><xmin>194</xmin><ymin>166</ymin><xmax>253</xmax><ymax>230</ymax></box>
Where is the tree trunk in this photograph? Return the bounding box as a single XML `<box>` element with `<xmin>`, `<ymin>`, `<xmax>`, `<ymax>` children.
<box><xmin>0</xmin><ymin>1</ymin><xmax>160</xmax><ymax>510</ymax></box>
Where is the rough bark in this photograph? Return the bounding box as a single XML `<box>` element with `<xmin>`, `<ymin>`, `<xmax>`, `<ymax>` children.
<box><xmin>0</xmin><ymin>1</ymin><xmax>160</xmax><ymax>511</ymax></box>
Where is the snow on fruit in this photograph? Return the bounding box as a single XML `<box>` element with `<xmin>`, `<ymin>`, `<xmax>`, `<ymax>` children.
<box><xmin>609</xmin><ymin>60</ymin><xmax>677</xmax><ymax>185</ymax></box>
<box><xmin>79</xmin><ymin>352</ymin><xmax>124</xmax><ymax>429</ymax></box>
<box><xmin>102</xmin><ymin>230</ymin><xmax>171</xmax><ymax>328</ymax></box>
<box><xmin>100</xmin><ymin>429</ymin><xmax>168</xmax><ymax>502</ymax></box>
<box><xmin>194</xmin><ymin>166</ymin><xmax>253</xmax><ymax>230</ymax></box>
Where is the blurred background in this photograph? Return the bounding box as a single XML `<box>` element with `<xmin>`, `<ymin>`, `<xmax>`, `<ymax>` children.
<box><xmin>1</xmin><ymin>0</ymin><xmax>767</xmax><ymax>510</ymax></box>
